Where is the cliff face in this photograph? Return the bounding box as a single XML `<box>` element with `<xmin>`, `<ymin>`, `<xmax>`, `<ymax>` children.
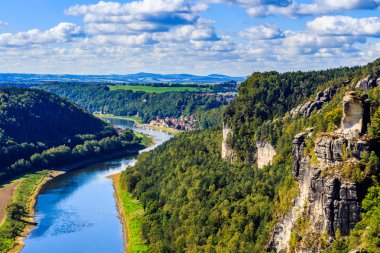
<box><xmin>221</xmin><ymin>122</ymin><xmax>236</xmax><ymax>162</ymax></box>
<box><xmin>222</xmin><ymin>122</ymin><xmax>276</xmax><ymax>167</ymax></box>
<box><xmin>271</xmin><ymin>91</ymin><xmax>372</xmax><ymax>252</ymax></box>
<box><xmin>257</xmin><ymin>141</ymin><xmax>276</xmax><ymax>169</ymax></box>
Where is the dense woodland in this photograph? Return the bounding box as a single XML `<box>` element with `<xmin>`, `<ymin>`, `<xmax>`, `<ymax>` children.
<box><xmin>38</xmin><ymin>83</ymin><xmax>229</xmax><ymax>124</ymax></box>
<box><xmin>0</xmin><ymin>87</ymin><xmax>144</xmax><ymax>182</ymax></box>
<box><xmin>121</xmin><ymin>60</ymin><xmax>380</xmax><ymax>252</ymax></box>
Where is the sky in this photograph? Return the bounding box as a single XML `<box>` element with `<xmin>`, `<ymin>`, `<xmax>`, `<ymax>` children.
<box><xmin>1</xmin><ymin>0</ymin><xmax>380</xmax><ymax>76</ymax></box>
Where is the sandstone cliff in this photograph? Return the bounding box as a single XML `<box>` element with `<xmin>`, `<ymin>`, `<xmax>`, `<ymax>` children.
<box><xmin>221</xmin><ymin>122</ymin><xmax>236</xmax><ymax>162</ymax></box>
<box><xmin>270</xmin><ymin>91</ymin><xmax>372</xmax><ymax>252</ymax></box>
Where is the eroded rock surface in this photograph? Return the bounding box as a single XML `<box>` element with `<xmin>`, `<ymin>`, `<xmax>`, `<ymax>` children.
<box><xmin>290</xmin><ymin>87</ymin><xmax>336</xmax><ymax>117</ymax></box>
<box><xmin>221</xmin><ymin>122</ymin><xmax>236</xmax><ymax>162</ymax></box>
<box><xmin>256</xmin><ymin>141</ymin><xmax>276</xmax><ymax>168</ymax></box>
<box><xmin>355</xmin><ymin>75</ymin><xmax>379</xmax><ymax>89</ymax></box>
<box><xmin>340</xmin><ymin>91</ymin><xmax>369</xmax><ymax>137</ymax></box>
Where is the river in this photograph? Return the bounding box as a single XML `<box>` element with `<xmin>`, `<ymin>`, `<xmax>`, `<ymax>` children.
<box><xmin>21</xmin><ymin>118</ymin><xmax>172</xmax><ymax>253</ymax></box>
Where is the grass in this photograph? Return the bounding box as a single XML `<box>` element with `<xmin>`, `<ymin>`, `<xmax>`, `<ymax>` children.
<box><xmin>109</xmin><ymin>85</ymin><xmax>207</xmax><ymax>93</ymax></box>
<box><xmin>134</xmin><ymin>132</ymin><xmax>153</xmax><ymax>147</ymax></box>
<box><xmin>0</xmin><ymin>171</ymin><xmax>50</xmax><ymax>253</ymax></box>
<box><xmin>95</xmin><ymin>114</ymin><xmax>143</xmax><ymax>125</ymax></box>
<box><xmin>112</xmin><ymin>173</ymin><xmax>148</xmax><ymax>253</ymax></box>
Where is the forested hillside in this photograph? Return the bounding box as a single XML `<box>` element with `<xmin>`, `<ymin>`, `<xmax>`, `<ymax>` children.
<box><xmin>0</xmin><ymin>87</ymin><xmax>143</xmax><ymax>182</ymax></box>
<box><xmin>120</xmin><ymin>59</ymin><xmax>380</xmax><ymax>252</ymax></box>
<box><xmin>38</xmin><ymin>83</ymin><xmax>228</xmax><ymax>124</ymax></box>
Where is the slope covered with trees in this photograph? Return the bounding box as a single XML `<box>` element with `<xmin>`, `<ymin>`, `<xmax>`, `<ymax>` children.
<box><xmin>38</xmin><ymin>83</ymin><xmax>228</xmax><ymax>124</ymax></box>
<box><xmin>120</xmin><ymin>59</ymin><xmax>380</xmax><ymax>252</ymax></box>
<box><xmin>0</xmin><ymin>87</ymin><xmax>143</xmax><ymax>182</ymax></box>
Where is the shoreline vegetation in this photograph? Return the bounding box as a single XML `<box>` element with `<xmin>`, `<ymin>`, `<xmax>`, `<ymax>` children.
<box><xmin>111</xmin><ymin>173</ymin><xmax>148</xmax><ymax>253</ymax></box>
<box><xmin>95</xmin><ymin>113</ymin><xmax>180</xmax><ymax>135</ymax></box>
<box><xmin>0</xmin><ymin>138</ymin><xmax>152</xmax><ymax>253</ymax></box>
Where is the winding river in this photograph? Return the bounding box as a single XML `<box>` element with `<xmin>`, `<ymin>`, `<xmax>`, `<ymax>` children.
<box><xmin>22</xmin><ymin>119</ymin><xmax>172</xmax><ymax>253</ymax></box>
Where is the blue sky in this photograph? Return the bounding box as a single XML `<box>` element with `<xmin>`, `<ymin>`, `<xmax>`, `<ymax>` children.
<box><xmin>0</xmin><ymin>0</ymin><xmax>380</xmax><ymax>76</ymax></box>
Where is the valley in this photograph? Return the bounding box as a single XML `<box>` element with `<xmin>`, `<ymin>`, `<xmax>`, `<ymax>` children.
<box><xmin>0</xmin><ymin>59</ymin><xmax>379</xmax><ymax>253</ymax></box>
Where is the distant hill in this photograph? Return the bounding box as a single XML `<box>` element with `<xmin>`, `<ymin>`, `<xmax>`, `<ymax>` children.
<box><xmin>0</xmin><ymin>73</ymin><xmax>245</xmax><ymax>85</ymax></box>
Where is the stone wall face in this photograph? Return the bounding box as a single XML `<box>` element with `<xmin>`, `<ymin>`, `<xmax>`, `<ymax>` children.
<box><xmin>270</xmin><ymin>91</ymin><xmax>371</xmax><ymax>252</ymax></box>
<box><xmin>221</xmin><ymin>122</ymin><xmax>236</xmax><ymax>162</ymax></box>
<box><xmin>256</xmin><ymin>141</ymin><xmax>276</xmax><ymax>168</ymax></box>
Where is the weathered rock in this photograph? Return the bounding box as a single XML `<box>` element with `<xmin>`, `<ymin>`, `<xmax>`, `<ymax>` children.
<box><xmin>292</xmin><ymin>132</ymin><xmax>307</xmax><ymax>177</ymax></box>
<box><xmin>314</xmin><ymin>136</ymin><xmax>370</xmax><ymax>164</ymax></box>
<box><xmin>271</xmin><ymin>131</ymin><xmax>368</xmax><ymax>252</ymax></box>
<box><xmin>341</xmin><ymin>92</ymin><xmax>370</xmax><ymax>137</ymax></box>
<box><xmin>290</xmin><ymin>87</ymin><xmax>336</xmax><ymax>117</ymax></box>
<box><xmin>355</xmin><ymin>75</ymin><xmax>377</xmax><ymax>89</ymax></box>
<box><xmin>256</xmin><ymin>141</ymin><xmax>276</xmax><ymax>168</ymax></box>
<box><xmin>221</xmin><ymin>122</ymin><xmax>236</xmax><ymax>162</ymax></box>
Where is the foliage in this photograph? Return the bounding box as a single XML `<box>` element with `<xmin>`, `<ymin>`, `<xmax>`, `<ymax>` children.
<box><xmin>121</xmin><ymin>128</ymin><xmax>298</xmax><ymax>252</ymax></box>
<box><xmin>109</xmin><ymin>85</ymin><xmax>206</xmax><ymax>93</ymax></box>
<box><xmin>0</xmin><ymin>171</ymin><xmax>47</xmax><ymax>253</ymax></box>
<box><xmin>0</xmin><ymin>87</ymin><xmax>144</xmax><ymax>182</ymax></box>
<box><xmin>346</xmin><ymin>183</ymin><xmax>380</xmax><ymax>252</ymax></box>
<box><xmin>38</xmin><ymin>83</ymin><xmax>228</xmax><ymax>125</ymax></box>
<box><xmin>118</xmin><ymin>173</ymin><xmax>148</xmax><ymax>253</ymax></box>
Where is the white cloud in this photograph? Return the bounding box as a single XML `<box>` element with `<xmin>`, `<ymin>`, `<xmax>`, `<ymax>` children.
<box><xmin>212</xmin><ymin>0</ymin><xmax>380</xmax><ymax>17</ymax></box>
<box><xmin>66</xmin><ymin>0</ymin><xmax>201</xmax><ymax>33</ymax></box>
<box><xmin>307</xmin><ymin>16</ymin><xmax>380</xmax><ymax>37</ymax></box>
<box><xmin>0</xmin><ymin>23</ymin><xmax>82</xmax><ymax>47</ymax></box>
<box><xmin>240</xmin><ymin>24</ymin><xmax>284</xmax><ymax>39</ymax></box>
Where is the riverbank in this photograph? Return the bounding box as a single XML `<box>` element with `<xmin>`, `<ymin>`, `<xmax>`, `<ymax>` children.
<box><xmin>0</xmin><ymin>145</ymin><xmax>149</xmax><ymax>253</ymax></box>
<box><xmin>95</xmin><ymin>114</ymin><xmax>180</xmax><ymax>135</ymax></box>
<box><xmin>111</xmin><ymin>173</ymin><xmax>147</xmax><ymax>253</ymax></box>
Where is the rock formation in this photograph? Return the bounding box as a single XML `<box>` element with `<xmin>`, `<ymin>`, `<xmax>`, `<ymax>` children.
<box><xmin>221</xmin><ymin>122</ymin><xmax>236</xmax><ymax>162</ymax></box>
<box><xmin>256</xmin><ymin>141</ymin><xmax>276</xmax><ymax>168</ymax></box>
<box><xmin>339</xmin><ymin>91</ymin><xmax>370</xmax><ymax>137</ymax></box>
<box><xmin>290</xmin><ymin>87</ymin><xmax>336</xmax><ymax>117</ymax></box>
<box><xmin>271</xmin><ymin>91</ymin><xmax>371</xmax><ymax>252</ymax></box>
<box><xmin>355</xmin><ymin>75</ymin><xmax>379</xmax><ymax>89</ymax></box>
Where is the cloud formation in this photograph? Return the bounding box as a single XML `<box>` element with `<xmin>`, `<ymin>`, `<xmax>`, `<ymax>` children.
<box><xmin>66</xmin><ymin>0</ymin><xmax>205</xmax><ymax>33</ymax></box>
<box><xmin>0</xmin><ymin>0</ymin><xmax>380</xmax><ymax>75</ymax></box>
<box><xmin>212</xmin><ymin>0</ymin><xmax>380</xmax><ymax>17</ymax></box>
<box><xmin>307</xmin><ymin>16</ymin><xmax>380</xmax><ymax>36</ymax></box>
<box><xmin>0</xmin><ymin>23</ymin><xmax>82</xmax><ymax>47</ymax></box>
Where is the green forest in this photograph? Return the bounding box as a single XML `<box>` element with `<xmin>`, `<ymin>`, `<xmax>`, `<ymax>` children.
<box><xmin>0</xmin><ymin>87</ymin><xmax>145</xmax><ymax>182</ymax></box>
<box><xmin>121</xmin><ymin>59</ymin><xmax>380</xmax><ymax>252</ymax></box>
<box><xmin>37</xmin><ymin>83</ymin><xmax>229</xmax><ymax>124</ymax></box>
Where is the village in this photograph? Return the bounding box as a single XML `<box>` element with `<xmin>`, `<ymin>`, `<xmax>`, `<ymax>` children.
<box><xmin>149</xmin><ymin>114</ymin><xmax>200</xmax><ymax>131</ymax></box>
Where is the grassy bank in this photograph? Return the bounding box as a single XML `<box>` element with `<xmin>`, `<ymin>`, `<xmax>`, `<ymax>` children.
<box><xmin>112</xmin><ymin>173</ymin><xmax>147</xmax><ymax>253</ymax></box>
<box><xmin>95</xmin><ymin>114</ymin><xmax>144</xmax><ymax>125</ymax></box>
<box><xmin>0</xmin><ymin>170</ymin><xmax>54</xmax><ymax>253</ymax></box>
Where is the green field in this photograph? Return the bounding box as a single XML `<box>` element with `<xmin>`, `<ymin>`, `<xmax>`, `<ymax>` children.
<box><xmin>108</xmin><ymin>85</ymin><xmax>206</xmax><ymax>93</ymax></box>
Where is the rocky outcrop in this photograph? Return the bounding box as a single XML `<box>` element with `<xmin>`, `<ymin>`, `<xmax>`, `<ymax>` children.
<box><xmin>355</xmin><ymin>75</ymin><xmax>380</xmax><ymax>89</ymax></box>
<box><xmin>338</xmin><ymin>91</ymin><xmax>370</xmax><ymax>137</ymax></box>
<box><xmin>314</xmin><ymin>136</ymin><xmax>370</xmax><ymax>165</ymax></box>
<box><xmin>271</xmin><ymin>91</ymin><xmax>371</xmax><ymax>252</ymax></box>
<box><xmin>221</xmin><ymin>122</ymin><xmax>236</xmax><ymax>162</ymax></box>
<box><xmin>256</xmin><ymin>141</ymin><xmax>276</xmax><ymax>169</ymax></box>
<box><xmin>270</xmin><ymin>132</ymin><xmax>311</xmax><ymax>252</ymax></box>
<box><xmin>290</xmin><ymin>87</ymin><xmax>336</xmax><ymax>117</ymax></box>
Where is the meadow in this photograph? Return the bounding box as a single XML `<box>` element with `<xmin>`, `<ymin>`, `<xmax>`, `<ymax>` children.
<box><xmin>108</xmin><ymin>85</ymin><xmax>207</xmax><ymax>93</ymax></box>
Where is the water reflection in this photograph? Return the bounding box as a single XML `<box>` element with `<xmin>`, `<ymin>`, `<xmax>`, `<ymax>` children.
<box><xmin>22</xmin><ymin>119</ymin><xmax>172</xmax><ymax>253</ymax></box>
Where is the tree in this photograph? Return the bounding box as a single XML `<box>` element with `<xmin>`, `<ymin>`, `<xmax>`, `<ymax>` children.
<box><xmin>6</xmin><ymin>203</ymin><xmax>26</xmax><ymax>221</ymax></box>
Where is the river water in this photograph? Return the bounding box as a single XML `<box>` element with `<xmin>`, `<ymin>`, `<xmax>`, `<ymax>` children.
<box><xmin>22</xmin><ymin>119</ymin><xmax>172</xmax><ymax>253</ymax></box>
